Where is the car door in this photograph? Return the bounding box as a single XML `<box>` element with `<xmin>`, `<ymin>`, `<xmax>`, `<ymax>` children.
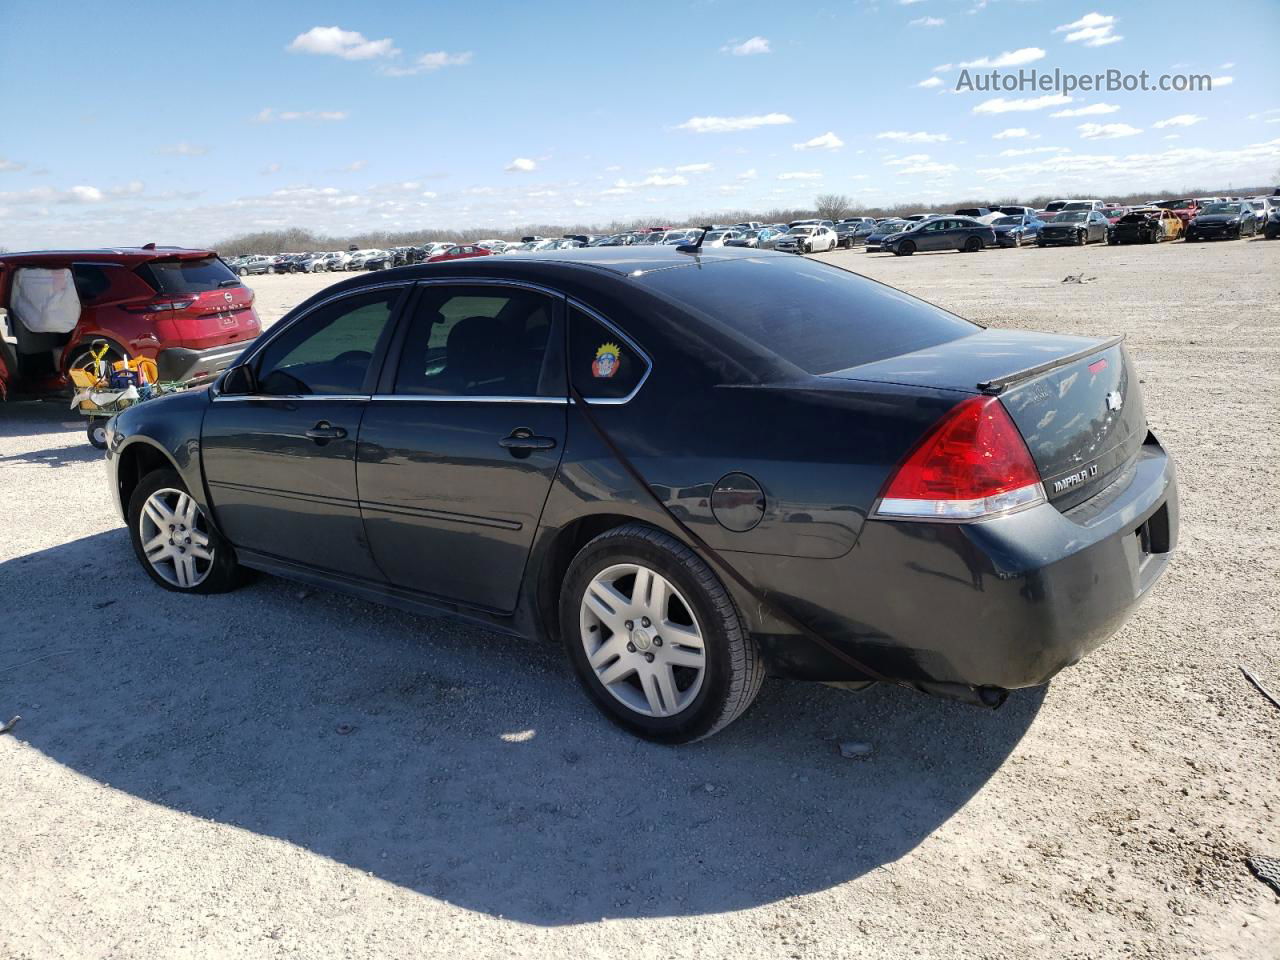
<box><xmin>1090</xmin><ymin>212</ymin><xmax>1107</xmax><ymax>242</ymax></box>
<box><xmin>201</xmin><ymin>285</ymin><xmax>407</xmax><ymax>580</ymax></box>
<box><xmin>915</xmin><ymin>220</ymin><xmax>946</xmax><ymax>251</ymax></box>
<box><xmin>355</xmin><ymin>281</ymin><xmax>567</xmax><ymax>613</ymax></box>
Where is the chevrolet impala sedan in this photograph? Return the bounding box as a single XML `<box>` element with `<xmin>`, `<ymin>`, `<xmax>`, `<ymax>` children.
<box><xmin>105</xmin><ymin>248</ymin><xmax>1178</xmax><ymax>742</ymax></box>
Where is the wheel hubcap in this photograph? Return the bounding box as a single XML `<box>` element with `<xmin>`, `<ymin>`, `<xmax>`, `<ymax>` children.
<box><xmin>139</xmin><ymin>488</ymin><xmax>214</xmax><ymax>588</ymax></box>
<box><xmin>580</xmin><ymin>563</ymin><xmax>705</xmax><ymax>718</ymax></box>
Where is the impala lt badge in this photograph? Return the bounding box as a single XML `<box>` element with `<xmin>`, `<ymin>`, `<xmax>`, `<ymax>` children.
<box><xmin>1053</xmin><ymin>463</ymin><xmax>1099</xmax><ymax>494</ymax></box>
<box><xmin>1106</xmin><ymin>390</ymin><xmax>1123</xmax><ymax>412</ymax></box>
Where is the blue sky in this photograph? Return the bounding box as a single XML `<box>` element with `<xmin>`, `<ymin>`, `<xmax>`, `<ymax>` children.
<box><xmin>1</xmin><ymin>0</ymin><xmax>1277</xmax><ymax>248</ymax></box>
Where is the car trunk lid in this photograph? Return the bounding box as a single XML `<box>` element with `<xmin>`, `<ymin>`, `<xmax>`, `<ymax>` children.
<box><xmin>825</xmin><ymin>329</ymin><xmax>1148</xmax><ymax>510</ymax></box>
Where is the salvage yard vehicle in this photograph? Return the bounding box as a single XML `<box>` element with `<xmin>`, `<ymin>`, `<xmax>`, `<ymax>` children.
<box><xmin>774</xmin><ymin>225</ymin><xmax>837</xmax><ymax>254</ymax></box>
<box><xmin>0</xmin><ymin>245</ymin><xmax>261</xmax><ymax>398</ymax></box>
<box><xmin>880</xmin><ymin>217</ymin><xmax>995</xmax><ymax>256</ymax></box>
<box><xmin>234</xmin><ymin>255</ymin><xmax>275</xmax><ymax>277</ymax></box>
<box><xmin>1108</xmin><ymin>208</ymin><xmax>1183</xmax><ymax>244</ymax></box>
<box><xmin>1184</xmin><ymin>201</ymin><xmax>1259</xmax><ymax>241</ymax></box>
<box><xmin>990</xmin><ymin>213</ymin><xmax>1044</xmax><ymax>247</ymax></box>
<box><xmin>1036</xmin><ymin>210</ymin><xmax>1109</xmax><ymax>246</ymax></box>
<box><xmin>862</xmin><ymin>220</ymin><xmax>911</xmax><ymax>252</ymax></box>
<box><xmin>426</xmin><ymin>244</ymin><xmax>494</xmax><ymax>262</ymax></box>
<box><xmin>104</xmin><ymin>247</ymin><xmax>1179</xmax><ymax>742</ymax></box>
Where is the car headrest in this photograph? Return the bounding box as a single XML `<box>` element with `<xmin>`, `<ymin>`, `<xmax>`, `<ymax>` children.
<box><xmin>445</xmin><ymin>315</ymin><xmax>509</xmax><ymax>390</ymax></box>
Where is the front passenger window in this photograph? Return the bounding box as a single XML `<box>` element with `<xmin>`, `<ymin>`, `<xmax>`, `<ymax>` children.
<box><xmin>255</xmin><ymin>289</ymin><xmax>400</xmax><ymax>396</ymax></box>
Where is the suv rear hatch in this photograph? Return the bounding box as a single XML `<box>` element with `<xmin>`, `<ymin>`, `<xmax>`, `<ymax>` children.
<box><xmin>827</xmin><ymin>329</ymin><xmax>1148</xmax><ymax>511</ymax></box>
<box><xmin>133</xmin><ymin>255</ymin><xmax>260</xmax><ymax>350</ymax></box>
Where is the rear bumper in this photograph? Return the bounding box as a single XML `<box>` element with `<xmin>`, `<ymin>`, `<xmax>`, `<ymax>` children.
<box><xmin>745</xmin><ymin>436</ymin><xmax>1179</xmax><ymax>690</ymax></box>
<box><xmin>156</xmin><ymin>342</ymin><xmax>249</xmax><ymax>384</ymax></box>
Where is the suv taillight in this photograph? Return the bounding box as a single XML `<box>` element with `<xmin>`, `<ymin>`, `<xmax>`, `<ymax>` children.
<box><xmin>124</xmin><ymin>297</ymin><xmax>195</xmax><ymax>313</ymax></box>
<box><xmin>874</xmin><ymin>395</ymin><xmax>1045</xmax><ymax>521</ymax></box>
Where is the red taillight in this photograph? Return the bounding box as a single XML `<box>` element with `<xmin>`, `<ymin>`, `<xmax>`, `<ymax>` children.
<box><xmin>875</xmin><ymin>395</ymin><xmax>1045</xmax><ymax>521</ymax></box>
<box><xmin>124</xmin><ymin>298</ymin><xmax>195</xmax><ymax>314</ymax></box>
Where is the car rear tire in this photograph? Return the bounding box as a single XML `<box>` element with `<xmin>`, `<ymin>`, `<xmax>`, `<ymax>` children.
<box><xmin>560</xmin><ymin>523</ymin><xmax>765</xmax><ymax>743</ymax></box>
<box><xmin>896</xmin><ymin>240</ymin><xmax>915</xmax><ymax>256</ymax></box>
<box><xmin>127</xmin><ymin>469</ymin><xmax>242</xmax><ymax>594</ymax></box>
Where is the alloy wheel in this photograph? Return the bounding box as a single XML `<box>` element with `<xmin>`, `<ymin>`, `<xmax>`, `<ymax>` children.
<box><xmin>580</xmin><ymin>563</ymin><xmax>706</xmax><ymax>718</ymax></box>
<box><xmin>138</xmin><ymin>487</ymin><xmax>214</xmax><ymax>588</ymax></box>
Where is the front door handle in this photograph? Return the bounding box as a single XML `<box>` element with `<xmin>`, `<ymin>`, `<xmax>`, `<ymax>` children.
<box><xmin>499</xmin><ymin>428</ymin><xmax>557</xmax><ymax>452</ymax></box>
<box><xmin>305</xmin><ymin>420</ymin><xmax>348</xmax><ymax>442</ymax></box>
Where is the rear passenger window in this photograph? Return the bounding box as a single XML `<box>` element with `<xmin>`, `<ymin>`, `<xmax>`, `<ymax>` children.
<box><xmin>569</xmin><ymin>306</ymin><xmax>648</xmax><ymax>401</ymax></box>
<box><xmin>392</xmin><ymin>285</ymin><xmax>560</xmax><ymax>397</ymax></box>
<box><xmin>71</xmin><ymin>265</ymin><xmax>113</xmax><ymax>303</ymax></box>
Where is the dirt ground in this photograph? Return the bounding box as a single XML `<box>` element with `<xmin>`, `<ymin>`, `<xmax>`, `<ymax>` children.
<box><xmin>2</xmin><ymin>238</ymin><xmax>1277</xmax><ymax>959</ymax></box>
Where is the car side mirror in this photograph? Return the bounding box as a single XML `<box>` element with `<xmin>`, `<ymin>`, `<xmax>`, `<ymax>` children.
<box><xmin>219</xmin><ymin>364</ymin><xmax>257</xmax><ymax>396</ymax></box>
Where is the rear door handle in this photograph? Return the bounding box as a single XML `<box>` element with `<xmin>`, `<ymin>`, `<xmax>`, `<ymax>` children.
<box><xmin>499</xmin><ymin>428</ymin><xmax>556</xmax><ymax>452</ymax></box>
<box><xmin>305</xmin><ymin>421</ymin><xmax>348</xmax><ymax>441</ymax></box>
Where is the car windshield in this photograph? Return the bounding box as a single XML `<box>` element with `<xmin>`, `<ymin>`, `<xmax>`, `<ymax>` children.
<box><xmin>1120</xmin><ymin>213</ymin><xmax>1153</xmax><ymax>223</ymax></box>
<box><xmin>638</xmin><ymin>257</ymin><xmax>978</xmax><ymax>377</ymax></box>
<box><xmin>999</xmin><ymin>207</ymin><xmax>1027</xmax><ymax>215</ymax></box>
<box><xmin>992</xmin><ymin>216</ymin><xmax>1023</xmax><ymax>226</ymax></box>
<box><xmin>1056</xmin><ymin>212</ymin><xmax>1088</xmax><ymax>223</ymax></box>
<box><xmin>788</xmin><ymin>227</ymin><xmax>815</xmax><ymax>235</ymax></box>
<box><xmin>1201</xmin><ymin>203</ymin><xmax>1240</xmax><ymax>215</ymax></box>
<box><xmin>878</xmin><ymin>222</ymin><xmax>910</xmax><ymax>235</ymax></box>
<box><xmin>1062</xmin><ymin>202</ymin><xmax>1093</xmax><ymax>211</ymax></box>
<box><xmin>139</xmin><ymin>256</ymin><xmax>240</xmax><ymax>293</ymax></box>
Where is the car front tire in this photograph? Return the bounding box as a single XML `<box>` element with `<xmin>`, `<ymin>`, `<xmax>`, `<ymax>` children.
<box><xmin>560</xmin><ymin>523</ymin><xmax>765</xmax><ymax>743</ymax></box>
<box><xmin>895</xmin><ymin>240</ymin><xmax>915</xmax><ymax>256</ymax></box>
<box><xmin>128</xmin><ymin>469</ymin><xmax>242</xmax><ymax>594</ymax></box>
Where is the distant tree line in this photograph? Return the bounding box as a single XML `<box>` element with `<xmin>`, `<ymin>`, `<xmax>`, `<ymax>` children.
<box><xmin>203</xmin><ymin>182</ymin><xmax>1276</xmax><ymax>255</ymax></box>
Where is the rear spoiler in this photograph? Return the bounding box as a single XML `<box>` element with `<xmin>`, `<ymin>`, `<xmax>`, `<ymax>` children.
<box><xmin>977</xmin><ymin>333</ymin><xmax>1125</xmax><ymax>395</ymax></box>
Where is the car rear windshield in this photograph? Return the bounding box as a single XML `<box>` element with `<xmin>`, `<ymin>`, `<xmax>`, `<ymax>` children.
<box><xmin>639</xmin><ymin>256</ymin><xmax>977</xmax><ymax>376</ymax></box>
<box><xmin>137</xmin><ymin>256</ymin><xmax>240</xmax><ymax>294</ymax></box>
<box><xmin>1062</xmin><ymin>202</ymin><xmax>1093</xmax><ymax>211</ymax></box>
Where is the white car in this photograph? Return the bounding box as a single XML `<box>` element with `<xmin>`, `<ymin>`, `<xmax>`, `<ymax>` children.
<box><xmin>775</xmin><ymin>225</ymin><xmax>838</xmax><ymax>254</ymax></box>
<box><xmin>346</xmin><ymin>249</ymin><xmax>384</xmax><ymax>270</ymax></box>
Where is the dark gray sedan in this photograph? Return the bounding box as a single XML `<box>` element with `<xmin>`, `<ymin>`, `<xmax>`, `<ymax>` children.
<box><xmin>103</xmin><ymin>247</ymin><xmax>1177</xmax><ymax>742</ymax></box>
<box><xmin>1036</xmin><ymin>210</ymin><xmax>1109</xmax><ymax>246</ymax></box>
<box><xmin>880</xmin><ymin>217</ymin><xmax>996</xmax><ymax>256</ymax></box>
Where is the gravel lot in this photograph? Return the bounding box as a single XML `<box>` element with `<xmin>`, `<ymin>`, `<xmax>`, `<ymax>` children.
<box><xmin>2</xmin><ymin>239</ymin><xmax>1277</xmax><ymax>959</ymax></box>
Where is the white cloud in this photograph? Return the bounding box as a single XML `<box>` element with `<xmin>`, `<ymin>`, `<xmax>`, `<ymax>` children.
<box><xmin>1054</xmin><ymin>12</ymin><xmax>1122</xmax><ymax>47</ymax></box>
<box><xmin>343</xmin><ymin>160</ymin><xmax>366</xmax><ymax>172</ymax></box>
<box><xmin>1153</xmin><ymin>114</ymin><xmax>1206</xmax><ymax>129</ymax></box>
<box><xmin>958</xmin><ymin>47</ymin><xmax>1046</xmax><ymax>69</ymax></box>
<box><xmin>724</xmin><ymin>36</ymin><xmax>770</xmax><ymax>56</ymax></box>
<box><xmin>1211</xmin><ymin>76</ymin><xmax>1233</xmax><ymax>88</ymax></box>
<box><xmin>505</xmin><ymin>157</ymin><xmax>537</xmax><ymax>172</ymax></box>
<box><xmin>383</xmin><ymin>51</ymin><xmax>473</xmax><ymax>76</ymax></box>
<box><xmin>885</xmin><ymin>154</ymin><xmax>957</xmax><ymax>176</ymax></box>
<box><xmin>675</xmin><ymin>162</ymin><xmax>714</xmax><ymax>173</ymax></box>
<box><xmin>600</xmin><ymin>186</ymin><xmax>631</xmax><ymax>196</ymax></box>
<box><xmin>737</xmin><ymin>168</ymin><xmax>759</xmax><ymax>180</ymax></box>
<box><xmin>993</xmin><ymin>127</ymin><xmax>1034</xmax><ymax>139</ymax></box>
<box><xmin>898</xmin><ymin>0</ymin><xmax>927</xmax><ymax>5</ymax></box>
<box><xmin>421</xmin><ymin>190</ymin><xmax>437</xmax><ymax>199</ymax></box>
<box><xmin>917</xmin><ymin>76</ymin><xmax>944</xmax><ymax>89</ymax></box>
<box><xmin>160</xmin><ymin>141</ymin><xmax>209</xmax><ymax>157</ymax></box>
<box><xmin>0</xmin><ymin>157</ymin><xmax>25</xmax><ymax>172</ymax></box>
<box><xmin>777</xmin><ymin>171</ymin><xmax>822</xmax><ymax>180</ymax></box>
<box><xmin>973</xmin><ymin>94</ymin><xmax>1073</xmax><ymax>114</ymax></box>
<box><xmin>1050</xmin><ymin>103</ymin><xmax>1120</xmax><ymax>118</ymax></box>
<box><xmin>261</xmin><ymin>162</ymin><xmax>281</xmax><ymax>175</ymax></box>
<box><xmin>999</xmin><ymin>146</ymin><xmax>1070</xmax><ymax>157</ymax></box>
<box><xmin>613</xmin><ymin>175</ymin><xmax>688</xmax><ymax>188</ymax></box>
<box><xmin>253</xmin><ymin>108</ymin><xmax>348</xmax><ymax>123</ymax></box>
<box><xmin>910</xmin><ymin>17</ymin><xmax>945</xmax><ymax>27</ymax></box>
<box><xmin>287</xmin><ymin>26</ymin><xmax>398</xmax><ymax>60</ymax></box>
<box><xmin>876</xmin><ymin>130</ymin><xmax>951</xmax><ymax>143</ymax></box>
<box><xmin>526</xmin><ymin>189</ymin><xmax>559</xmax><ymax>198</ymax></box>
<box><xmin>676</xmin><ymin>112</ymin><xmax>794</xmax><ymax>134</ymax></box>
<box><xmin>793</xmin><ymin>131</ymin><xmax>845</xmax><ymax>151</ymax></box>
<box><xmin>1219</xmin><ymin>62</ymin><xmax>1235</xmax><ymax>70</ymax></box>
<box><xmin>68</xmin><ymin>185</ymin><xmax>104</xmax><ymax>203</ymax></box>
<box><xmin>1078</xmin><ymin>122</ymin><xmax>1142</xmax><ymax>140</ymax></box>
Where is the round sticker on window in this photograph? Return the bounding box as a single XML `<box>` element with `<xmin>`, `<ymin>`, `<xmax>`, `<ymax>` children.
<box><xmin>592</xmin><ymin>342</ymin><xmax>621</xmax><ymax>379</ymax></box>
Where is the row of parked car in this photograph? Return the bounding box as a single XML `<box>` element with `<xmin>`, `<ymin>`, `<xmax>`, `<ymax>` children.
<box><xmin>853</xmin><ymin>193</ymin><xmax>1280</xmax><ymax>256</ymax></box>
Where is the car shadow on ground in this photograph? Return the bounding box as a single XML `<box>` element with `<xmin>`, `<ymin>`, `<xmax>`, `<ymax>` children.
<box><xmin>0</xmin><ymin>400</ymin><xmax>97</xmax><ymax>463</ymax></box>
<box><xmin>2</xmin><ymin>531</ymin><xmax>1044</xmax><ymax>926</ymax></box>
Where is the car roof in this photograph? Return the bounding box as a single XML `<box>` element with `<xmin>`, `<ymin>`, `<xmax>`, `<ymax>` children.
<box><xmin>0</xmin><ymin>245</ymin><xmax>216</xmax><ymax>267</ymax></box>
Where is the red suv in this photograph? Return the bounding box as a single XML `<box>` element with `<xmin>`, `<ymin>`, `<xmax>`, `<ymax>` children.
<box><xmin>0</xmin><ymin>245</ymin><xmax>260</xmax><ymax>399</ymax></box>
